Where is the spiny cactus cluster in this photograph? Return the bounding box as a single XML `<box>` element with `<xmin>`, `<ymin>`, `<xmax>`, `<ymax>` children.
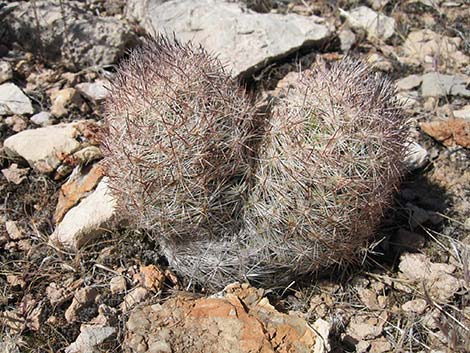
<box><xmin>102</xmin><ymin>36</ymin><xmax>407</xmax><ymax>290</ymax></box>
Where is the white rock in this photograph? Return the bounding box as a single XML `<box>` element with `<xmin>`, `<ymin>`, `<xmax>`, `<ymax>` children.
<box><xmin>339</xmin><ymin>28</ymin><xmax>356</xmax><ymax>52</ymax></box>
<box><xmin>399</xmin><ymin>253</ymin><xmax>460</xmax><ymax>301</ymax></box>
<box><xmin>5</xmin><ymin>1</ymin><xmax>137</xmax><ymax>70</ymax></box>
<box><xmin>395</xmin><ymin>74</ymin><xmax>422</xmax><ymax>91</ymax></box>
<box><xmin>421</xmin><ymin>72</ymin><xmax>470</xmax><ymax>97</ymax></box>
<box><xmin>135</xmin><ymin>0</ymin><xmax>331</xmax><ymax>77</ymax></box>
<box><xmin>121</xmin><ymin>287</ymin><xmax>149</xmax><ymax>312</ymax></box>
<box><xmin>404</xmin><ymin>141</ymin><xmax>428</xmax><ymax>170</ymax></box>
<box><xmin>0</xmin><ymin>60</ymin><xmax>13</xmax><ymax>84</ymax></box>
<box><xmin>402</xmin><ymin>29</ymin><xmax>469</xmax><ymax>68</ymax></box>
<box><xmin>30</xmin><ymin>111</ymin><xmax>54</xmax><ymax>126</ymax></box>
<box><xmin>402</xmin><ymin>299</ymin><xmax>427</xmax><ymax>314</ymax></box>
<box><xmin>3</xmin><ymin>123</ymin><xmax>81</xmax><ymax>173</ymax></box>
<box><xmin>76</xmin><ymin>80</ymin><xmax>110</xmax><ymax>102</ymax></box>
<box><xmin>341</xmin><ymin>6</ymin><xmax>395</xmax><ymax>41</ymax></box>
<box><xmin>0</xmin><ymin>83</ymin><xmax>34</xmax><ymax>115</ymax></box>
<box><xmin>453</xmin><ymin>105</ymin><xmax>470</xmax><ymax>119</ymax></box>
<box><xmin>50</xmin><ymin>178</ymin><xmax>117</xmax><ymax>251</ymax></box>
<box><xmin>65</xmin><ymin>325</ymin><xmax>116</xmax><ymax>353</ymax></box>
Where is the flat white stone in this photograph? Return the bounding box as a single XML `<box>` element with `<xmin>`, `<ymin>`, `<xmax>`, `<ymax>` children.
<box><xmin>0</xmin><ymin>82</ymin><xmax>33</xmax><ymax>115</ymax></box>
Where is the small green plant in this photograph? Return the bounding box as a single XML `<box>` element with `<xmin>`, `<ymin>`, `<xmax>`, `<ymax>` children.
<box><xmin>102</xmin><ymin>36</ymin><xmax>407</xmax><ymax>290</ymax></box>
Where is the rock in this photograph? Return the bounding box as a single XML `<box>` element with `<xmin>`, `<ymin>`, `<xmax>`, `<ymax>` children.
<box><xmin>137</xmin><ymin>265</ymin><xmax>165</xmax><ymax>292</ymax></box>
<box><xmin>65</xmin><ymin>325</ymin><xmax>116</xmax><ymax>353</ymax></box>
<box><xmin>50</xmin><ymin>88</ymin><xmax>83</xmax><ymax>118</ymax></box>
<box><xmin>420</xmin><ymin>119</ymin><xmax>470</xmax><ymax>148</ymax></box>
<box><xmin>76</xmin><ymin>80</ymin><xmax>110</xmax><ymax>102</ymax></box>
<box><xmin>54</xmin><ymin>164</ymin><xmax>105</xmax><ymax>223</ymax></box>
<box><xmin>5</xmin><ymin>221</ymin><xmax>24</xmax><ymax>240</ymax></box>
<box><xmin>121</xmin><ymin>287</ymin><xmax>149</xmax><ymax>312</ymax></box>
<box><xmin>367</xmin><ymin>0</ymin><xmax>389</xmax><ymax>10</ymax></box>
<box><xmin>367</xmin><ymin>53</ymin><xmax>393</xmax><ymax>72</ymax></box>
<box><xmin>339</xmin><ymin>28</ymin><xmax>356</xmax><ymax>52</ymax></box>
<box><xmin>0</xmin><ymin>60</ymin><xmax>13</xmax><ymax>84</ymax></box>
<box><xmin>396</xmin><ymin>74</ymin><xmax>422</xmax><ymax>91</ymax></box>
<box><xmin>46</xmin><ymin>279</ymin><xmax>84</xmax><ymax>306</ymax></box>
<box><xmin>109</xmin><ymin>276</ymin><xmax>127</xmax><ymax>295</ymax></box>
<box><xmin>5</xmin><ymin>115</ymin><xmax>27</xmax><ymax>132</ymax></box>
<box><xmin>65</xmin><ymin>286</ymin><xmax>98</xmax><ymax>323</ymax></box>
<box><xmin>345</xmin><ymin>312</ymin><xmax>387</xmax><ymax>341</ymax></box>
<box><xmin>134</xmin><ymin>0</ymin><xmax>331</xmax><ymax>77</ymax></box>
<box><xmin>1</xmin><ymin>164</ymin><xmax>29</xmax><ymax>185</ymax></box>
<box><xmin>6</xmin><ymin>275</ymin><xmax>26</xmax><ymax>289</ymax></box>
<box><xmin>402</xmin><ymin>298</ymin><xmax>427</xmax><ymax>314</ymax></box>
<box><xmin>3</xmin><ymin>123</ymin><xmax>82</xmax><ymax>173</ymax></box>
<box><xmin>4</xmin><ymin>1</ymin><xmax>137</xmax><ymax>70</ymax></box>
<box><xmin>402</xmin><ymin>29</ymin><xmax>469</xmax><ymax>68</ymax></box>
<box><xmin>341</xmin><ymin>6</ymin><xmax>395</xmax><ymax>41</ymax></box>
<box><xmin>399</xmin><ymin>253</ymin><xmax>460</xmax><ymax>301</ymax></box>
<box><xmin>404</xmin><ymin>141</ymin><xmax>428</xmax><ymax>170</ymax></box>
<box><xmin>125</xmin><ymin>283</ymin><xmax>327</xmax><ymax>353</ymax></box>
<box><xmin>50</xmin><ymin>178</ymin><xmax>117</xmax><ymax>251</ymax></box>
<box><xmin>355</xmin><ymin>340</ymin><xmax>370</xmax><ymax>353</ymax></box>
<box><xmin>369</xmin><ymin>338</ymin><xmax>392</xmax><ymax>353</ymax></box>
<box><xmin>453</xmin><ymin>105</ymin><xmax>470</xmax><ymax>119</ymax></box>
<box><xmin>357</xmin><ymin>288</ymin><xmax>381</xmax><ymax>310</ymax></box>
<box><xmin>421</xmin><ymin>73</ymin><xmax>470</xmax><ymax>98</ymax></box>
<box><xmin>0</xmin><ymin>83</ymin><xmax>33</xmax><ymax>115</ymax></box>
<box><xmin>30</xmin><ymin>111</ymin><xmax>54</xmax><ymax>126</ymax></box>
<box><xmin>72</xmin><ymin>146</ymin><xmax>103</xmax><ymax>165</ymax></box>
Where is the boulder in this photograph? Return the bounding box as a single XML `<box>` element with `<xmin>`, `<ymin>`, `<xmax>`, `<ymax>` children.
<box><xmin>341</xmin><ymin>6</ymin><xmax>395</xmax><ymax>41</ymax></box>
<box><xmin>4</xmin><ymin>1</ymin><xmax>137</xmax><ymax>70</ymax></box>
<box><xmin>125</xmin><ymin>283</ymin><xmax>331</xmax><ymax>353</ymax></box>
<box><xmin>130</xmin><ymin>0</ymin><xmax>331</xmax><ymax>77</ymax></box>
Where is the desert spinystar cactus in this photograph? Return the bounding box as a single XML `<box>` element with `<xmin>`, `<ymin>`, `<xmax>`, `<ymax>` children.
<box><xmin>102</xmin><ymin>36</ymin><xmax>407</xmax><ymax>290</ymax></box>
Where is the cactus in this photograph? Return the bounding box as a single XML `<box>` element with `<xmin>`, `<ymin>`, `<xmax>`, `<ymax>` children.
<box><xmin>103</xmin><ymin>36</ymin><xmax>407</xmax><ymax>290</ymax></box>
<box><xmin>101</xmin><ymin>36</ymin><xmax>259</xmax><ymax>244</ymax></box>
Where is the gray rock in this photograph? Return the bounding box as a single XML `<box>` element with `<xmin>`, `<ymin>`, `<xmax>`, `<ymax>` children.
<box><xmin>341</xmin><ymin>6</ymin><xmax>395</xmax><ymax>41</ymax></box>
<box><xmin>421</xmin><ymin>72</ymin><xmax>470</xmax><ymax>97</ymax></box>
<box><xmin>3</xmin><ymin>122</ymin><xmax>81</xmax><ymax>173</ymax></box>
<box><xmin>50</xmin><ymin>178</ymin><xmax>117</xmax><ymax>251</ymax></box>
<box><xmin>76</xmin><ymin>80</ymin><xmax>110</xmax><ymax>102</ymax></box>
<box><xmin>399</xmin><ymin>253</ymin><xmax>460</xmax><ymax>301</ymax></box>
<box><xmin>133</xmin><ymin>0</ymin><xmax>331</xmax><ymax>77</ymax></box>
<box><xmin>395</xmin><ymin>74</ymin><xmax>422</xmax><ymax>91</ymax></box>
<box><xmin>339</xmin><ymin>28</ymin><xmax>356</xmax><ymax>52</ymax></box>
<box><xmin>30</xmin><ymin>111</ymin><xmax>54</xmax><ymax>126</ymax></box>
<box><xmin>0</xmin><ymin>83</ymin><xmax>33</xmax><ymax>115</ymax></box>
<box><xmin>4</xmin><ymin>1</ymin><xmax>137</xmax><ymax>70</ymax></box>
<box><xmin>65</xmin><ymin>325</ymin><xmax>116</xmax><ymax>353</ymax></box>
<box><xmin>0</xmin><ymin>60</ymin><xmax>13</xmax><ymax>84</ymax></box>
<box><xmin>453</xmin><ymin>105</ymin><xmax>470</xmax><ymax>119</ymax></box>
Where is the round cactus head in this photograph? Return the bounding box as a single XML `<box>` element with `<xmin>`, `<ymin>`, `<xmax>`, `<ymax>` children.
<box><xmin>101</xmin><ymin>35</ymin><xmax>259</xmax><ymax>242</ymax></box>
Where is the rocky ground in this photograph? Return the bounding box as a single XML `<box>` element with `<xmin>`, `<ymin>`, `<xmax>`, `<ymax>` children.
<box><xmin>0</xmin><ymin>0</ymin><xmax>469</xmax><ymax>352</ymax></box>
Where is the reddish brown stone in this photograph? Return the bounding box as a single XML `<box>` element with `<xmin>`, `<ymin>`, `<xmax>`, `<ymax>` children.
<box><xmin>420</xmin><ymin>119</ymin><xmax>470</xmax><ymax>148</ymax></box>
<box><xmin>54</xmin><ymin>164</ymin><xmax>104</xmax><ymax>223</ymax></box>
